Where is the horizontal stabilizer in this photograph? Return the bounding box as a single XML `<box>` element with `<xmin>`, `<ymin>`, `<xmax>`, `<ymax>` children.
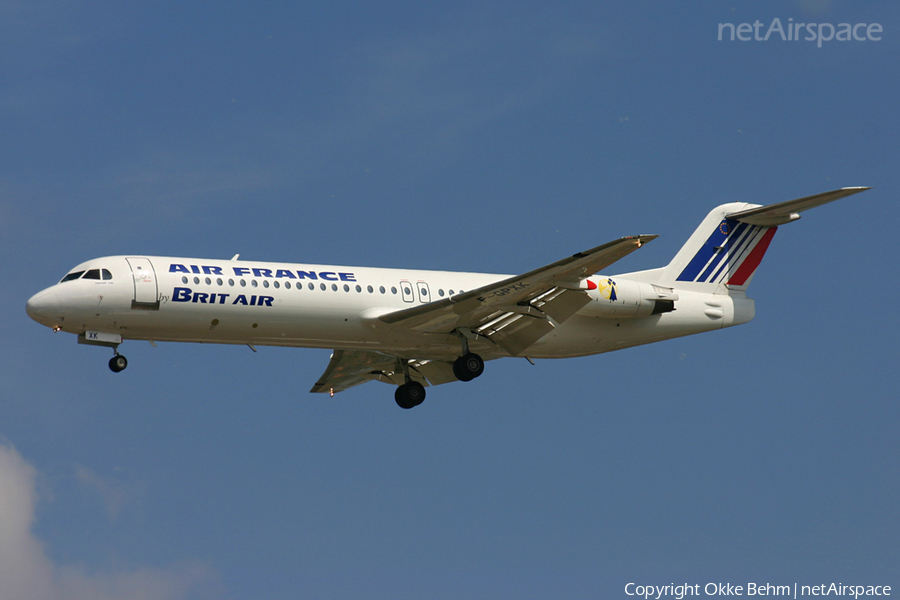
<box><xmin>727</xmin><ymin>187</ymin><xmax>870</xmax><ymax>226</ymax></box>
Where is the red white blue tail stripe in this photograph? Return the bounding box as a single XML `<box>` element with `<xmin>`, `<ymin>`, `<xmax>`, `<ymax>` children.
<box><xmin>676</xmin><ymin>219</ymin><xmax>778</xmax><ymax>286</ymax></box>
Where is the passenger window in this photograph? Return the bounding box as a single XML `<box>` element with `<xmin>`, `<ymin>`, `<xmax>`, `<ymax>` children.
<box><xmin>379</xmin><ymin>286</ymin><xmax>385</xmax><ymax>294</ymax></box>
<box><xmin>193</xmin><ymin>277</ymin><xmax>200</xmax><ymax>284</ymax></box>
<box><xmin>60</xmin><ymin>271</ymin><xmax>85</xmax><ymax>283</ymax></box>
<box><xmin>356</xmin><ymin>285</ymin><xmax>362</xmax><ymax>293</ymax></box>
<box><xmin>228</xmin><ymin>279</ymin><xmax>235</xmax><ymax>286</ymax></box>
<box><xmin>101</xmin><ymin>269</ymin><xmax>113</xmax><ymax>280</ymax></box>
<box><xmin>367</xmin><ymin>285</ymin><xmax>374</xmax><ymax>293</ymax></box>
<box><xmin>439</xmin><ymin>289</ymin><xmax>444</xmax><ymax>297</ymax></box>
<box><xmin>83</xmin><ymin>269</ymin><xmax>101</xmax><ymax>280</ymax></box>
<box><xmin>240</xmin><ymin>279</ymin><xmax>247</xmax><ymax>287</ymax></box>
<box><xmin>205</xmin><ymin>277</ymin><xmax>211</xmax><ymax>285</ymax></box>
<box><xmin>391</xmin><ymin>287</ymin><xmax>397</xmax><ymax>295</ymax></box>
<box><xmin>285</xmin><ymin>282</ymin><xmax>291</xmax><ymax>289</ymax></box>
<box><xmin>343</xmin><ymin>284</ymin><xmax>350</xmax><ymax>292</ymax></box>
<box><xmin>273</xmin><ymin>281</ymin><xmax>280</xmax><ymax>289</ymax></box>
<box><xmin>332</xmin><ymin>284</ymin><xmax>338</xmax><ymax>291</ymax></box>
<box><xmin>308</xmin><ymin>283</ymin><xmax>314</xmax><ymax>290</ymax></box>
<box><xmin>217</xmin><ymin>278</ymin><xmax>223</xmax><ymax>286</ymax></box>
<box><xmin>263</xmin><ymin>280</ymin><xmax>270</xmax><ymax>288</ymax></box>
<box><xmin>182</xmin><ymin>276</ymin><xmax>188</xmax><ymax>284</ymax></box>
<box><xmin>251</xmin><ymin>280</ymin><xmax>258</xmax><ymax>288</ymax></box>
<box><xmin>320</xmin><ymin>283</ymin><xmax>326</xmax><ymax>291</ymax></box>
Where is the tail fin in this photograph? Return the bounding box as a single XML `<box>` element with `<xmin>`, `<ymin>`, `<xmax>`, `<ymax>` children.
<box><xmin>637</xmin><ymin>187</ymin><xmax>870</xmax><ymax>293</ymax></box>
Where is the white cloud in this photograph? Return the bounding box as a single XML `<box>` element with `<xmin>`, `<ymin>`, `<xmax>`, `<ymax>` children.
<box><xmin>0</xmin><ymin>443</ymin><xmax>216</xmax><ymax>600</ymax></box>
<box><xmin>75</xmin><ymin>464</ymin><xmax>140</xmax><ymax>522</ymax></box>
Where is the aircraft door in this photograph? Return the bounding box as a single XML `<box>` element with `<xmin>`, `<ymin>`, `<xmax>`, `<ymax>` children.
<box><xmin>399</xmin><ymin>280</ymin><xmax>415</xmax><ymax>303</ymax></box>
<box><xmin>126</xmin><ymin>257</ymin><xmax>160</xmax><ymax>309</ymax></box>
<box><xmin>416</xmin><ymin>281</ymin><xmax>431</xmax><ymax>303</ymax></box>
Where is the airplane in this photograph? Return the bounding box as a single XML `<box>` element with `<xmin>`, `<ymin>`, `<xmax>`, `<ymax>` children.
<box><xmin>26</xmin><ymin>187</ymin><xmax>868</xmax><ymax>408</ymax></box>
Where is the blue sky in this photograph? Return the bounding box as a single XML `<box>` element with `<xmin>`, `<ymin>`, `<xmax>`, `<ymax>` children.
<box><xmin>2</xmin><ymin>1</ymin><xmax>898</xmax><ymax>599</ymax></box>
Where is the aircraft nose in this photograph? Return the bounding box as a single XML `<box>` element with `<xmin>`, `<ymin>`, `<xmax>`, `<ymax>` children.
<box><xmin>26</xmin><ymin>288</ymin><xmax>61</xmax><ymax>325</ymax></box>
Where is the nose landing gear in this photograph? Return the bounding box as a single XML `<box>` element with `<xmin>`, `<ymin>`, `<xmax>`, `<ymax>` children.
<box><xmin>108</xmin><ymin>352</ymin><xmax>128</xmax><ymax>373</ymax></box>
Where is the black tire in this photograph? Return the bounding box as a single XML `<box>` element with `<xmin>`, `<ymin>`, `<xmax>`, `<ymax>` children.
<box><xmin>394</xmin><ymin>382</ymin><xmax>426</xmax><ymax>409</ymax></box>
<box><xmin>452</xmin><ymin>359</ymin><xmax>468</xmax><ymax>381</ymax></box>
<box><xmin>109</xmin><ymin>355</ymin><xmax>128</xmax><ymax>373</ymax></box>
<box><xmin>453</xmin><ymin>353</ymin><xmax>484</xmax><ymax>382</ymax></box>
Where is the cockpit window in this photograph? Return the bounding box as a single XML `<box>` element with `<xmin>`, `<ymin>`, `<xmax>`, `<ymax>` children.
<box><xmin>60</xmin><ymin>271</ymin><xmax>85</xmax><ymax>283</ymax></box>
<box><xmin>59</xmin><ymin>268</ymin><xmax>113</xmax><ymax>283</ymax></box>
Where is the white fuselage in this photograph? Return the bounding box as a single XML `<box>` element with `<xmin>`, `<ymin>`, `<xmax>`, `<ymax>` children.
<box><xmin>26</xmin><ymin>255</ymin><xmax>755</xmax><ymax>362</ymax></box>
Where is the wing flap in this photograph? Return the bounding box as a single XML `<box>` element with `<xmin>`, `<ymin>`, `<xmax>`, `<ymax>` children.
<box><xmin>414</xmin><ymin>360</ymin><xmax>458</xmax><ymax>386</ymax></box>
<box><xmin>310</xmin><ymin>350</ymin><xmax>458</xmax><ymax>394</ymax></box>
<box><xmin>469</xmin><ymin>288</ymin><xmax>593</xmax><ymax>356</ymax></box>
<box><xmin>310</xmin><ymin>349</ymin><xmax>398</xmax><ymax>394</ymax></box>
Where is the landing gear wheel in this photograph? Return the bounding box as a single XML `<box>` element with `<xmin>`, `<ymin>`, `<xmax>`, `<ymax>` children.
<box><xmin>394</xmin><ymin>381</ymin><xmax>426</xmax><ymax>409</ymax></box>
<box><xmin>453</xmin><ymin>353</ymin><xmax>484</xmax><ymax>382</ymax></box>
<box><xmin>109</xmin><ymin>355</ymin><xmax>128</xmax><ymax>373</ymax></box>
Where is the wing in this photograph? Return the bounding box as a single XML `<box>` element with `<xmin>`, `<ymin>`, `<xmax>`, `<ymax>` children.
<box><xmin>310</xmin><ymin>349</ymin><xmax>458</xmax><ymax>394</ymax></box>
<box><xmin>378</xmin><ymin>235</ymin><xmax>657</xmax><ymax>357</ymax></box>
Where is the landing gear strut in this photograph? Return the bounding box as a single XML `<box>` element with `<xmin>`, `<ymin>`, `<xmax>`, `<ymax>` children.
<box><xmin>452</xmin><ymin>329</ymin><xmax>484</xmax><ymax>382</ymax></box>
<box><xmin>394</xmin><ymin>359</ymin><xmax>426</xmax><ymax>409</ymax></box>
<box><xmin>108</xmin><ymin>353</ymin><xmax>128</xmax><ymax>373</ymax></box>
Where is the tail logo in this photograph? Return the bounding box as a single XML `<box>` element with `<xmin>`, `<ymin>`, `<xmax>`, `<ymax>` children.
<box><xmin>677</xmin><ymin>219</ymin><xmax>778</xmax><ymax>286</ymax></box>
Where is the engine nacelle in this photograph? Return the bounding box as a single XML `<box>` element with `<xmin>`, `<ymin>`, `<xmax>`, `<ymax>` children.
<box><xmin>582</xmin><ymin>277</ymin><xmax>678</xmax><ymax>319</ymax></box>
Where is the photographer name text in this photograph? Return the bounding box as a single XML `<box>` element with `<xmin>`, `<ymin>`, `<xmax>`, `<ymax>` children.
<box><xmin>626</xmin><ymin>583</ymin><xmax>891</xmax><ymax>600</ymax></box>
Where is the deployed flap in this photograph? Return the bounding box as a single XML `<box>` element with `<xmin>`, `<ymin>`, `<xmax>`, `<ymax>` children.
<box><xmin>378</xmin><ymin>235</ymin><xmax>656</xmax><ymax>356</ymax></box>
<box><xmin>310</xmin><ymin>350</ymin><xmax>398</xmax><ymax>393</ymax></box>
<box><xmin>727</xmin><ymin>187</ymin><xmax>870</xmax><ymax>226</ymax></box>
<box><xmin>310</xmin><ymin>350</ymin><xmax>458</xmax><ymax>394</ymax></box>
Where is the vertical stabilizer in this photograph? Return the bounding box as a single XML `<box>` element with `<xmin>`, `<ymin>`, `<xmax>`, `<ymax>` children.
<box><xmin>625</xmin><ymin>187</ymin><xmax>869</xmax><ymax>295</ymax></box>
<box><xmin>642</xmin><ymin>202</ymin><xmax>775</xmax><ymax>293</ymax></box>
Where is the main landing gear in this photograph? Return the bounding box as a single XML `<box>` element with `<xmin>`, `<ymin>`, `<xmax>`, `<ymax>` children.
<box><xmin>394</xmin><ymin>358</ymin><xmax>426</xmax><ymax>409</ymax></box>
<box><xmin>452</xmin><ymin>329</ymin><xmax>484</xmax><ymax>382</ymax></box>
<box><xmin>393</xmin><ymin>347</ymin><xmax>485</xmax><ymax>409</ymax></box>
<box><xmin>395</xmin><ymin>381</ymin><xmax>426</xmax><ymax>409</ymax></box>
<box><xmin>452</xmin><ymin>353</ymin><xmax>484</xmax><ymax>382</ymax></box>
